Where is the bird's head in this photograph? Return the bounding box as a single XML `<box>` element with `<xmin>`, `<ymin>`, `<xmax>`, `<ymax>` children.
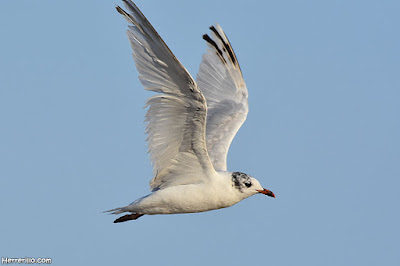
<box><xmin>231</xmin><ymin>172</ymin><xmax>275</xmax><ymax>199</ymax></box>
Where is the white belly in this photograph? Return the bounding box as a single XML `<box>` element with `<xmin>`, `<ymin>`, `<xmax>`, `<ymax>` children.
<box><xmin>129</xmin><ymin>182</ymin><xmax>240</xmax><ymax>215</ymax></box>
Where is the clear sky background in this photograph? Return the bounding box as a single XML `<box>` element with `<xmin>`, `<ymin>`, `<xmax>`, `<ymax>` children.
<box><xmin>1</xmin><ymin>0</ymin><xmax>399</xmax><ymax>265</ymax></box>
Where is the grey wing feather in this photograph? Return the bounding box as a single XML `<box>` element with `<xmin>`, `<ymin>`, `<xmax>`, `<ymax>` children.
<box><xmin>196</xmin><ymin>24</ymin><xmax>249</xmax><ymax>171</ymax></box>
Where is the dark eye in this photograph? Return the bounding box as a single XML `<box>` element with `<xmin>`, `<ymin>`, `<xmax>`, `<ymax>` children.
<box><xmin>245</xmin><ymin>182</ymin><xmax>252</xmax><ymax>188</ymax></box>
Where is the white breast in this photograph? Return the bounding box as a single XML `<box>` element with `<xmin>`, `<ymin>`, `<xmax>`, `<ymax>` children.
<box><xmin>128</xmin><ymin>172</ymin><xmax>242</xmax><ymax>215</ymax></box>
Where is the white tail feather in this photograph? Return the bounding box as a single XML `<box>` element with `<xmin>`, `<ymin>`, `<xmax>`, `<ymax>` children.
<box><xmin>103</xmin><ymin>206</ymin><xmax>129</xmax><ymax>215</ymax></box>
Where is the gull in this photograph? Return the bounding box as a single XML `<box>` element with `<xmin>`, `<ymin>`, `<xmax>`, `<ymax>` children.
<box><xmin>106</xmin><ymin>0</ymin><xmax>275</xmax><ymax>223</ymax></box>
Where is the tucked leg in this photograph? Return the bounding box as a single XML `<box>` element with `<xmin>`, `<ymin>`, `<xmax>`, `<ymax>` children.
<box><xmin>114</xmin><ymin>213</ymin><xmax>144</xmax><ymax>223</ymax></box>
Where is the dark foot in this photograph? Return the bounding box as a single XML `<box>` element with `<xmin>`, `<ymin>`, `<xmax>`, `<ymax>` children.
<box><xmin>114</xmin><ymin>213</ymin><xmax>144</xmax><ymax>223</ymax></box>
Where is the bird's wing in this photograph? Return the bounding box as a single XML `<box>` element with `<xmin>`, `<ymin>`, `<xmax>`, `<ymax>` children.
<box><xmin>116</xmin><ymin>0</ymin><xmax>215</xmax><ymax>190</ymax></box>
<box><xmin>196</xmin><ymin>24</ymin><xmax>249</xmax><ymax>171</ymax></box>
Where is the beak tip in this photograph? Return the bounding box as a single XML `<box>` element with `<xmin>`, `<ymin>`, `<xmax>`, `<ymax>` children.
<box><xmin>258</xmin><ymin>189</ymin><xmax>276</xmax><ymax>198</ymax></box>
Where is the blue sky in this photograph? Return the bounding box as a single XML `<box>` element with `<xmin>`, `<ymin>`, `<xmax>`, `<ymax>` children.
<box><xmin>1</xmin><ymin>0</ymin><xmax>399</xmax><ymax>265</ymax></box>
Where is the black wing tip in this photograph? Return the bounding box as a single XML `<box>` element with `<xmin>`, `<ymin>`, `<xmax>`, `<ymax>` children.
<box><xmin>202</xmin><ymin>33</ymin><xmax>227</xmax><ymax>64</ymax></box>
<box><xmin>208</xmin><ymin>25</ymin><xmax>237</xmax><ymax>66</ymax></box>
<box><xmin>209</xmin><ymin>25</ymin><xmax>220</xmax><ymax>39</ymax></box>
<box><xmin>115</xmin><ymin>5</ymin><xmax>123</xmax><ymax>13</ymax></box>
<box><xmin>202</xmin><ymin>33</ymin><xmax>211</xmax><ymax>42</ymax></box>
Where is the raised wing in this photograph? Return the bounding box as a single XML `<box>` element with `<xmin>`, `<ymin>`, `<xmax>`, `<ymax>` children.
<box><xmin>196</xmin><ymin>25</ymin><xmax>249</xmax><ymax>171</ymax></box>
<box><xmin>116</xmin><ymin>0</ymin><xmax>215</xmax><ymax>190</ymax></box>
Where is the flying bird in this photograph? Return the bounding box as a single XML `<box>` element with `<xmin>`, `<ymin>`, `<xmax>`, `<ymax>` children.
<box><xmin>106</xmin><ymin>0</ymin><xmax>275</xmax><ymax>223</ymax></box>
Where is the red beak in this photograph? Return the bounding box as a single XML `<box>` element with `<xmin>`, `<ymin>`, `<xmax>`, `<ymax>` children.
<box><xmin>257</xmin><ymin>188</ymin><xmax>275</xmax><ymax>198</ymax></box>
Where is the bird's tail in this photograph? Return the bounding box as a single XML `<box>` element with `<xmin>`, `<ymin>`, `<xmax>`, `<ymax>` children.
<box><xmin>103</xmin><ymin>206</ymin><xmax>129</xmax><ymax>215</ymax></box>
